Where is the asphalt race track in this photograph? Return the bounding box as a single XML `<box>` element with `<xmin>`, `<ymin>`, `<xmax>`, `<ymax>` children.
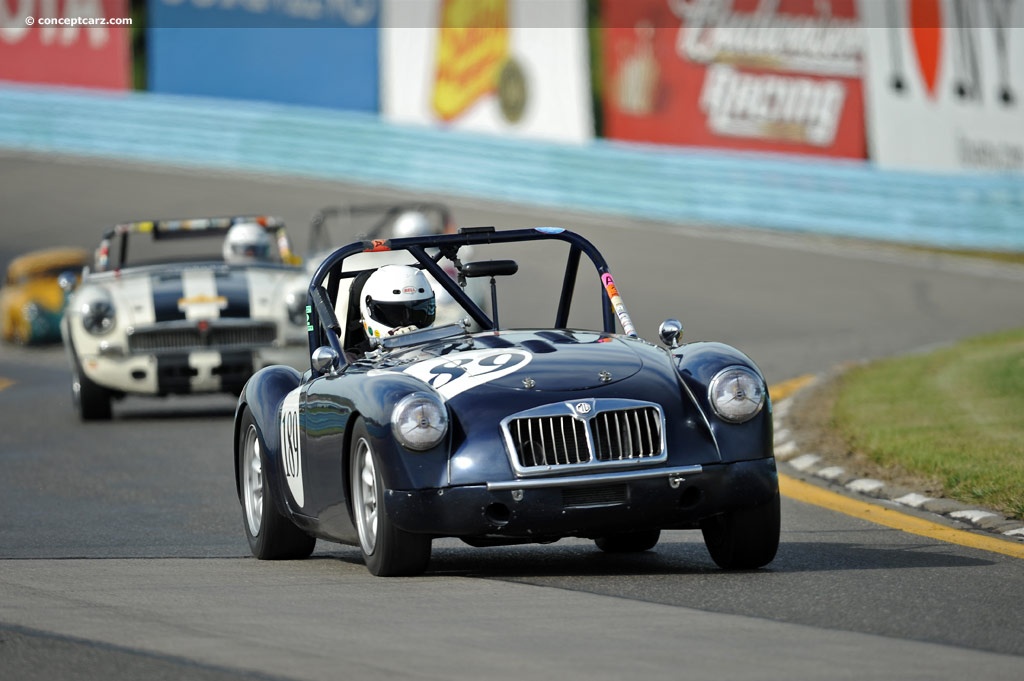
<box><xmin>1</xmin><ymin>152</ymin><xmax>1023</xmax><ymax>681</ymax></box>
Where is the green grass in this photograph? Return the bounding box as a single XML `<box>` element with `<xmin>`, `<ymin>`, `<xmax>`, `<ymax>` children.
<box><xmin>832</xmin><ymin>328</ymin><xmax>1024</xmax><ymax>520</ymax></box>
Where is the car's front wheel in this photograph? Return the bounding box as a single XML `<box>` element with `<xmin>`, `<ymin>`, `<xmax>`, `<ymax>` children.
<box><xmin>350</xmin><ymin>417</ymin><xmax>431</xmax><ymax>577</ymax></box>
<box><xmin>70</xmin><ymin>352</ymin><xmax>112</xmax><ymax>421</ymax></box>
<box><xmin>238</xmin><ymin>407</ymin><xmax>315</xmax><ymax>560</ymax></box>
<box><xmin>700</xmin><ymin>491</ymin><xmax>780</xmax><ymax>570</ymax></box>
<box><xmin>594</xmin><ymin>529</ymin><xmax>661</xmax><ymax>553</ymax></box>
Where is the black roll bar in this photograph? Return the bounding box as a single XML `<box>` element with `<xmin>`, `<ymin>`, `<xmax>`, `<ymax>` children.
<box><xmin>305</xmin><ymin>227</ymin><xmax>636</xmax><ymax>375</ymax></box>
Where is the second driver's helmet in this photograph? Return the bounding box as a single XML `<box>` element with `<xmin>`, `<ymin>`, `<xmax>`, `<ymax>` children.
<box><xmin>222</xmin><ymin>222</ymin><xmax>272</xmax><ymax>263</ymax></box>
<box><xmin>391</xmin><ymin>210</ymin><xmax>437</xmax><ymax>239</ymax></box>
<box><xmin>360</xmin><ymin>264</ymin><xmax>436</xmax><ymax>339</ymax></box>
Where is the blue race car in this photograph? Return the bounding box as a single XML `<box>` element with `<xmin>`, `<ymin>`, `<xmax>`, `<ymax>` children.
<box><xmin>232</xmin><ymin>226</ymin><xmax>779</xmax><ymax>576</ymax></box>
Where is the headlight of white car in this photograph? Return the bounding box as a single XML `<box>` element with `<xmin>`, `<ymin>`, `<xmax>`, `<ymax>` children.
<box><xmin>392</xmin><ymin>392</ymin><xmax>448</xmax><ymax>451</ymax></box>
<box><xmin>284</xmin><ymin>289</ymin><xmax>306</xmax><ymax>326</ymax></box>
<box><xmin>78</xmin><ymin>289</ymin><xmax>116</xmax><ymax>336</ymax></box>
<box><xmin>708</xmin><ymin>366</ymin><xmax>766</xmax><ymax>423</ymax></box>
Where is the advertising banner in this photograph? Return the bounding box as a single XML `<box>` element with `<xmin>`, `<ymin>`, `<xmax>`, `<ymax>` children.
<box><xmin>602</xmin><ymin>0</ymin><xmax>866</xmax><ymax>159</ymax></box>
<box><xmin>859</xmin><ymin>0</ymin><xmax>1023</xmax><ymax>173</ymax></box>
<box><xmin>147</xmin><ymin>0</ymin><xmax>379</xmax><ymax>111</ymax></box>
<box><xmin>0</xmin><ymin>0</ymin><xmax>131</xmax><ymax>90</ymax></box>
<box><xmin>381</xmin><ymin>0</ymin><xmax>593</xmax><ymax>144</ymax></box>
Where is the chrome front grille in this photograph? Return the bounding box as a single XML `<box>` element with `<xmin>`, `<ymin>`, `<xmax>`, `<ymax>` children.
<box><xmin>501</xmin><ymin>400</ymin><xmax>666</xmax><ymax>476</ymax></box>
<box><xmin>591</xmin><ymin>408</ymin><xmax>662</xmax><ymax>462</ymax></box>
<box><xmin>128</xmin><ymin>322</ymin><xmax>277</xmax><ymax>354</ymax></box>
<box><xmin>510</xmin><ymin>415</ymin><xmax>589</xmax><ymax>467</ymax></box>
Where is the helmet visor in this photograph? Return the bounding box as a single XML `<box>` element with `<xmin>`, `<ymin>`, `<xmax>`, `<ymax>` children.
<box><xmin>369</xmin><ymin>297</ymin><xmax>436</xmax><ymax>330</ymax></box>
<box><xmin>232</xmin><ymin>243</ymin><xmax>270</xmax><ymax>258</ymax></box>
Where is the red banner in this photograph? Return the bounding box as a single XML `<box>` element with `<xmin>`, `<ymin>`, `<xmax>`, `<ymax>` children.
<box><xmin>0</xmin><ymin>0</ymin><xmax>131</xmax><ymax>90</ymax></box>
<box><xmin>602</xmin><ymin>0</ymin><xmax>866</xmax><ymax>159</ymax></box>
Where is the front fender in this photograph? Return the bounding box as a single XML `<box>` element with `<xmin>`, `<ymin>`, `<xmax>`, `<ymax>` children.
<box><xmin>342</xmin><ymin>372</ymin><xmax>453</xmax><ymax>491</ymax></box>
<box><xmin>673</xmin><ymin>341</ymin><xmax>773</xmax><ymax>463</ymax></box>
<box><xmin>233</xmin><ymin>365</ymin><xmax>303</xmax><ymax>502</ymax></box>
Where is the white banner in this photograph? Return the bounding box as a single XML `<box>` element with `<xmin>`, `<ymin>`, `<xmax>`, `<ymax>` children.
<box><xmin>859</xmin><ymin>0</ymin><xmax>1024</xmax><ymax>173</ymax></box>
<box><xmin>381</xmin><ymin>0</ymin><xmax>593</xmax><ymax>144</ymax></box>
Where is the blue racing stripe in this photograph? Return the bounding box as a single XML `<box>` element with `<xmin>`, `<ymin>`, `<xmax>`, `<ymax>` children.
<box><xmin>151</xmin><ymin>273</ymin><xmax>186</xmax><ymax>323</ymax></box>
<box><xmin>214</xmin><ymin>270</ymin><xmax>251</xmax><ymax>319</ymax></box>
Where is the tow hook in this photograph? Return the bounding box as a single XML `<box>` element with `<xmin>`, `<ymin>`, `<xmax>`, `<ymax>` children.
<box><xmin>669</xmin><ymin>475</ymin><xmax>685</xmax><ymax>489</ymax></box>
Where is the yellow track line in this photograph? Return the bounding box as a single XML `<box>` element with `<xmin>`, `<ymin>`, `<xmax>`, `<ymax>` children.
<box><xmin>771</xmin><ymin>374</ymin><xmax>816</xmax><ymax>402</ymax></box>
<box><xmin>772</xmin><ymin>376</ymin><xmax>1024</xmax><ymax>559</ymax></box>
<box><xmin>0</xmin><ymin>377</ymin><xmax>13</xmax><ymax>391</ymax></box>
<box><xmin>781</xmin><ymin>475</ymin><xmax>1024</xmax><ymax>559</ymax></box>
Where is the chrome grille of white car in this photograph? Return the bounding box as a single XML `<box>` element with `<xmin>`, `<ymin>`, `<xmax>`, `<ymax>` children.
<box><xmin>501</xmin><ymin>400</ymin><xmax>666</xmax><ymax>476</ymax></box>
<box><xmin>127</xmin><ymin>322</ymin><xmax>277</xmax><ymax>354</ymax></box>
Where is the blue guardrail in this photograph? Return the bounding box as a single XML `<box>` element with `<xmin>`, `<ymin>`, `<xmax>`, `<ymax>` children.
<box><xmin>1</xmin><ymin>84</ymin><xmax>1022</xmax><ymax>251</ymax></box>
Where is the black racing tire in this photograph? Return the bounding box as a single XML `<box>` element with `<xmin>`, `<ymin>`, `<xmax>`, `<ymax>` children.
<box><xmin>350</xmin><ymin>417</ymin><xmax>431</xmax><ymax>577</ymax></box>
<box><xmin>594</xmin><ymin>529</ymin><xmax>661</xmax><ymax>553</ymax></box>
<box><xmin>238</xmin><ymin>407</ymin><xmax>316</xmax><ymax>560</ymax></box>
<box><xmin>700</xmin><ymin>491</ymin><xmax>781</xmax><ymax>570</ymax></box>
<box><xmin>71</xmin><ymin>351</ymin><xmax>112</xmax><ymax>421</ymax></box>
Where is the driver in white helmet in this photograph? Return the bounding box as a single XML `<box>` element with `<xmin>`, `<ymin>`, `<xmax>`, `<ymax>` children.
<box><xmin>359</xmin><ymin>264</ymin><xmax>436</xmax><ymax>345</ymax></box>
<box><xmin>222</xmin><ymin>222</ymin><xmax>273</xmax><ymax>264</ymax></box>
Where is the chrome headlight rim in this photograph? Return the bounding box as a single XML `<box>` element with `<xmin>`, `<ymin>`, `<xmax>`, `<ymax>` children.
<box><xmin>79</xmin><ymin>291</ymin><xmax>117</xmax><ymax>336</ymax></box>
<box><xmin>391</xmin><ymin>391</ymin><xmax>449</xmax><ymax>451</ymax></box>
<box><xmin>708</xmin><ymin>365</ymin><xmax>766</xmax><ymax>424</ymax></box>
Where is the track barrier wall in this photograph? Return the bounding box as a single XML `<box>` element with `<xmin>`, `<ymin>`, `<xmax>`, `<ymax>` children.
<box><xmin>1</xmin><ymin>84</ymin><xmax>1022</xmax><ymax>252</ymax></box>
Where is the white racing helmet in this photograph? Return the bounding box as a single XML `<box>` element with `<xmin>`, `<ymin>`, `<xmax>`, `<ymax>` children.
<box><xmin>223</xmin><ymin>222</ymin><xmax>272</xmax><ymax>263</ymax></box>
<box><xmin>391</xmin><ymin>210</ymin><xmax>437</xmax><ymax>239</ymax></box>
<box><xmin>360</xmin><ymin>264</ymin><xmax>436</xmax><ymax>339</ymax></box>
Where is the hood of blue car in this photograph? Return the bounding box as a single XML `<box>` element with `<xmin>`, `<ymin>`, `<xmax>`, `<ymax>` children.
<box><xmin>390</xmin><ymin>329</ymin><xmax>651</xmax><ymax>398</ymax></box>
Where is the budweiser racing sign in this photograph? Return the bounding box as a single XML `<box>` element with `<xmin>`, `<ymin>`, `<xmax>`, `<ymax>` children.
<box><xmin>601</xmin><ymin>0</ymin><xmax>866</xmax><ymax>159</ymax></box>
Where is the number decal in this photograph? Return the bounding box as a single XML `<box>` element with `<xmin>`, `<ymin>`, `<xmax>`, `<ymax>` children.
<box><xmin>282</xmin><ymin>410</ymin><xmax>300</xmax><ymax>477</ymax></box>
<box><xmin>425</xmin><ymin>357</ymin><xmax>473</xmax><ymax>389</ymax></box>
<box><xmin>403</xmin><ymin>349</ymin><xmax>532</xmax><ymax>398</ymax></box>
<box><xmin>279</xmin><ymin>388</ymin><xmax>304</xmax><ymax>508</ymax></box>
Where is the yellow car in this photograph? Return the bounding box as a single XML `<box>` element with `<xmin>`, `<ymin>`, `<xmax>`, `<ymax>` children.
<box><xmin>1</xmin><ymin>247</ymin><xmax>89</xmax><ymax>345</ymax></box>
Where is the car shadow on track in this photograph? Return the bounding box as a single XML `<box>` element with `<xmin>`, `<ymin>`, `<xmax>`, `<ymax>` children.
<box><xmin>310</xmin><ymin>535</ymin><xmax>996</xmax><ymax>578</ymax></box>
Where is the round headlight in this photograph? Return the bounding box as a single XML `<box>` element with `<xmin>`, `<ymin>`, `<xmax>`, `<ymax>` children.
<box><xmin>708</xmin><ymin>366</ymin><xmax>765</xmax><ymax>423</ymax></box>
<box><xmin>79</xmin><ymin>290</ymin><xmax>116</xmax><ymax>336</ymax></box>
<box><xmin>285</xmin><ymin>289</ymin><xmax>306</xmax><ymax>326</ymax></box>
<box><xmin>392</xmin><ymin>392</ymin><xmax>448</xmax><ymax>451</ymax></box>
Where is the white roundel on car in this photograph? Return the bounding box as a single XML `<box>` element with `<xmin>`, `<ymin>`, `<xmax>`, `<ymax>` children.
<box><xmin>401</xmin><ymin>349</ymin><xmax>532</xmax><ymax>399</ymax></box>
<box><xmin>279</xmin><ymin>387</ymin><xmax>304</xmax><ymax>508</ymax></box>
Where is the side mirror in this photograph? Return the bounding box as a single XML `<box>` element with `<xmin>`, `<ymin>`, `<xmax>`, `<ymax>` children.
<box><xmin>462</xmin><ymin>260</ymin><xmax>519</xmax><ymax>278</ymax></box>
<box><xmin>461</xmin><ymin>260</ymin><xmax>518</xmax><ymax>332</ymax></box>
<box><xmin>311</xmin><ymin>345</ymin><xmax>340</xmax><ymax>374</ymax></box>
<box><xmin>658</xmin><ymin>319</ymin><xmax>683</xmax><ymax>349</ymax></box>
<box><xmin>57</xmin><ymin>271</ymin><xmax>78</xmax><ymax>293</ymax></box>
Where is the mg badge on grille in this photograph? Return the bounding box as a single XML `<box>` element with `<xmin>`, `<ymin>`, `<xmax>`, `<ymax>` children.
<box><xmin>574</xmin><ymin>402</ymin><xmax>592</xmax><ymax>414</ymax></box>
